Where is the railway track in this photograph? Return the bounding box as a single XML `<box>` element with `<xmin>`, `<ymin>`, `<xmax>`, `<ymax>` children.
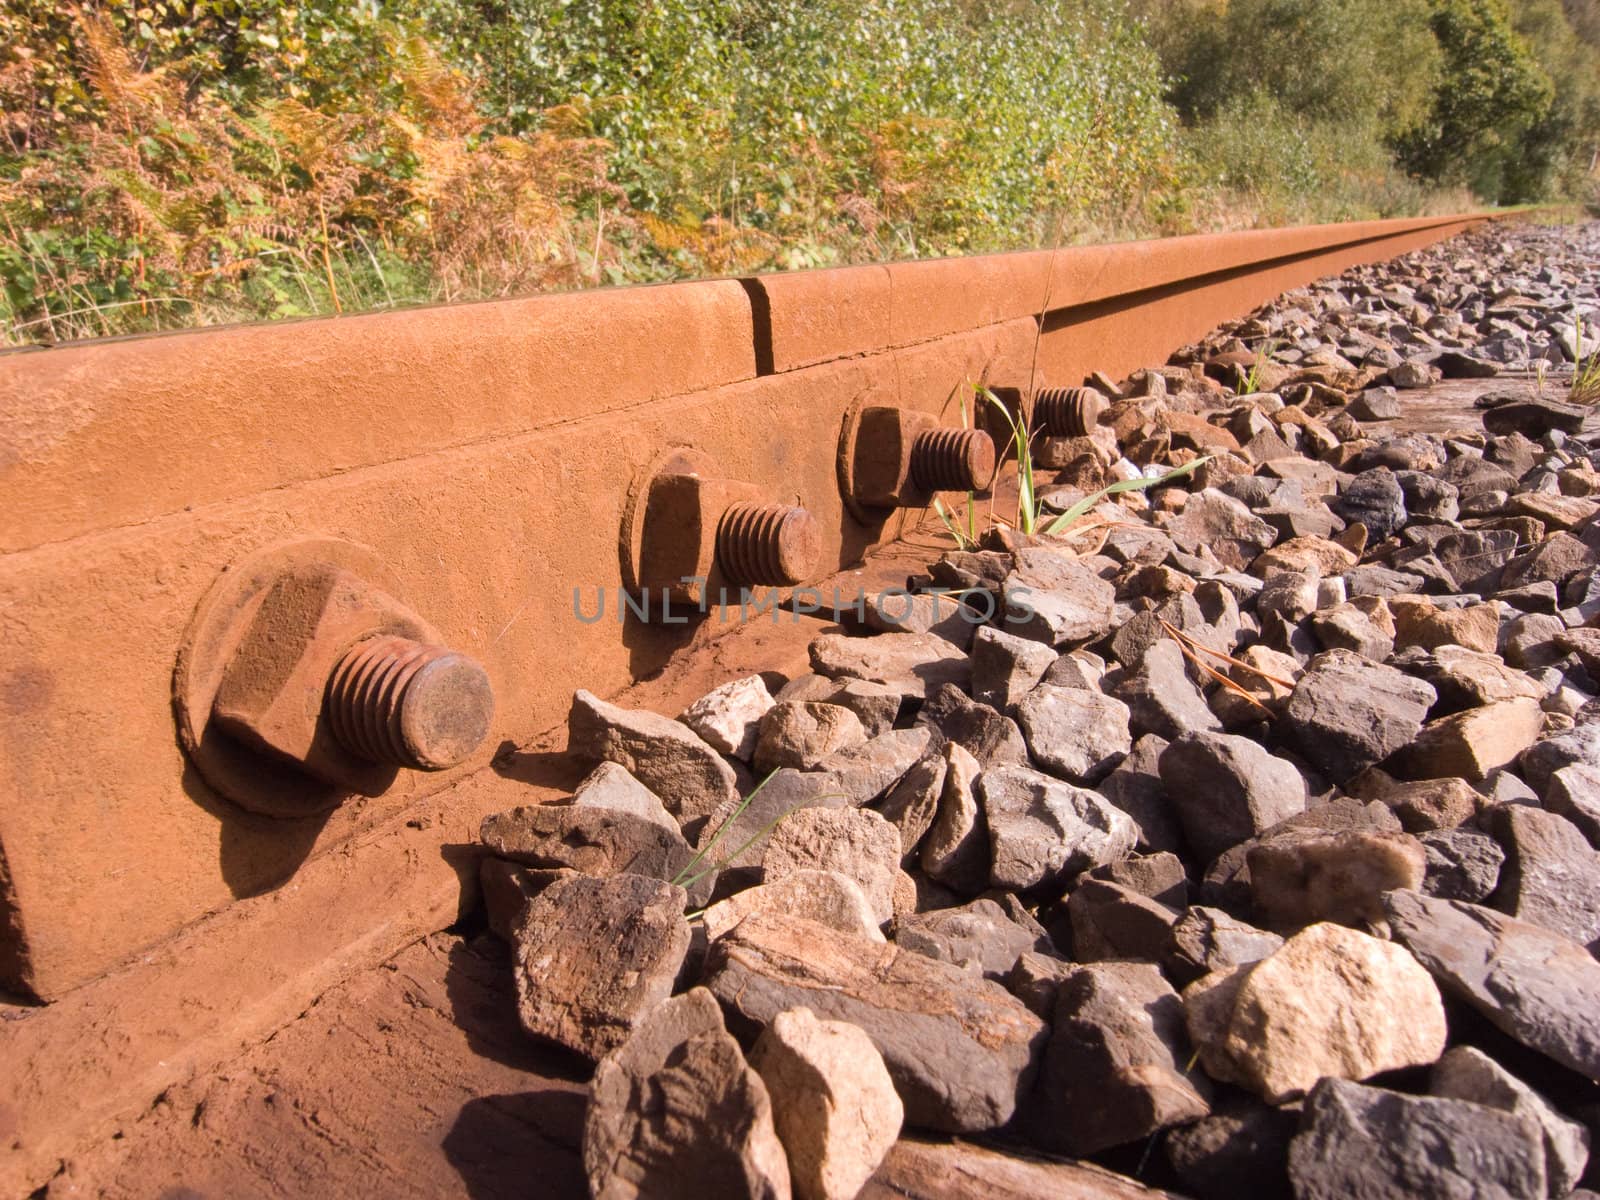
<box><xmin>0</xmin><ymin>210</ymin><xmax>1523</xmax><ymax>1194</ymax></box>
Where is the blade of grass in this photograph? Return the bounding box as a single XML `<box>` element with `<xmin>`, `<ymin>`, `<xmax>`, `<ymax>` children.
<box><xmin>1041</xmin><ymin>456</ymin><xmax>1212</xmax><ymax>536</ymax></box>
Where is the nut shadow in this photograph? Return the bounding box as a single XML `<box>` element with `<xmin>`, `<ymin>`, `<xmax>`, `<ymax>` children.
<box><xmin>183</xmin><ymin>761</ymin><xmax>331</xmax><ymax>900</ymax></box>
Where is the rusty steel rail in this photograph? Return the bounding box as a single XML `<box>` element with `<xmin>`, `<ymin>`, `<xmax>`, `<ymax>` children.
<box><xmin>0</xmin><ymin>210</ymin><xmax>1504</xmax><ymax>1193</ymax></box>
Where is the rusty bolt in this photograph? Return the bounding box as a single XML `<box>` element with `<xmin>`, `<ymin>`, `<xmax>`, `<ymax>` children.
<box><xmin>324</xmin><ymin>634</ymin><xmax>494</xmax><ymax>771</ymax></box>
<box><xmin>630</xmin><ymin>451</ymin><xmax>823</xmax><ymax>604</ymax></box>
<box><xmin>716</xmin><ymin>502</ymin><xmax>821</xmax><ymax>587</ymax></box>
<box><xmin>846</xmin><ymin>405</ymin><xmax>996</xmax><ymax>510</ymax></box>
<box><xmin>910</xmin><ymin>427</ymin><xmax>996</xmax><ymax>493</ymax></box>
<box><xmin>211</xmin><ymin>564</ymin><xmax>494</xmax><ymax>794</ymax></box>
<box><xmin>1034</xmin><ymin>387</ymin><xmax>1108</xmax><ymax>438</ymax></box>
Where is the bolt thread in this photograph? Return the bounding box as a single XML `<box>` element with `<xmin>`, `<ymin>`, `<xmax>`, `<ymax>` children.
<box><xmin>324</xmin><ymin>635</ymin><xmax>450</xmax><ymax>769</ymax></box>
<box><xmin>1034</xmin><ymin>387</ymin><xmax>1107</xmax><ymax>438</ymax></box>
<box><xmin>911</xmin><ymin>427</ymin><xmax>995</xmax><ymax>492</ymax></box>
<box><xmin>716</xmin><ymin>502</ymin><xmax>819</xmax><ymax>587</ymax></box>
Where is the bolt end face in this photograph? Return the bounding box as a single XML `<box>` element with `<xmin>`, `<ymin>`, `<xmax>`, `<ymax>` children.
<box><xmin>1035</xmin><ymin>387</ymin><xmax>1108</xmax><ymax>438</ymax></box>
<box><xmin>912</xmin><ymin>427</ymin><xmax>996</xmax><ymax>492</ymax></box>
<box><xmin>400</xmin><ymin>654</ymin><xmax>495</xmax><ymax>770</ymax></box>
<box><xmin>718</xmin><ymin>502</ymin><xmax>822</xmax><ymax>587</ymax></box>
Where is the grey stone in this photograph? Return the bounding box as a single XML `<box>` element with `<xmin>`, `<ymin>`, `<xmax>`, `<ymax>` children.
<box><xmin>1419</xmin><ymin>827</ymin><xmax>1505</xmax><ymax>902</ymax></box>
<box><xmin>1383</xmin><ymin>890</ymin><xmax>1600</xmax><ymax>1081</ymax></box>
<box><xmin>1012</xmin><ymin>684</ymin><xmax>1132</xmax><ymax>783</ymax></box>
<box><xmin>1159</xmin><ymin>732</ymin><xmax>1307</xmax><ymax>863</ymax></box>
<box><xmin>896</xmin><ymin>898</ymin><xmax>1053</xmax><ymax>980</ymax></box>
<box><xmin>1487</xmin><ymin>804</ymin><xmax>1600</xmax><ymax>950</ymax></box>
<box><xmin>1109</xmin><ymin>638</ymin><xmax>1223</xmax><ymax>741</ymax></box>
<box><xmin>916</xmin><ymin>683</ymin><xmax>1027</xmax><ymax>769</ymax></box>
<box><xmin>570</xmin><ymin>761</ymin><xmax>679</xmax><ymax>836</ymax></box>
<box><xmin>1026</xmin><ymin>961</ymin><xmax>1211</xmax><ymax>1156</ymax></box>
<box><xmin>970</xmin><ymin>625</ymin><xmax>1058</xmax><ymax>710</ymax></box>
<box><xmin>1096</xmin><ymin>734</ymin><xmax>1182</xmax><ymax>853</ymax></box>
<box><xmin>570</xmin><ymin>689</ymin><xmax>739</xmax><ymax>823</ymax></box>
<box><xmin>978</xmin><ymin>765</ymin><xmax>1137</xmax><ymax>892</ymax></box>
<box><xmin>1164</xmin><ymin>906</ymin><xmax>1285</xmax><ymax>988</ymax></box>
<box><xmin>1332</xmin><ymin>469</ymin><xmax>1408</xmax><ymax>542</ymax></box>
<box><xmin>808</xmin><ymin>631</ymin><xmax>971</xmax><ymax>701</ymax></box>
<box><xmin>1282</xmin><ymin>650</ymin><xmax>1437</xmax><ymax>781</ymax></box>
<box><xmin>1288</xmin><ymin>1077</ymin><xmax>1546</xmax><ymax>1200</ymax></box>
<box><xmin>1432</xmin><ymin>1046</ymin><xmax>1590</xmax><ymax>1196</ymax></box>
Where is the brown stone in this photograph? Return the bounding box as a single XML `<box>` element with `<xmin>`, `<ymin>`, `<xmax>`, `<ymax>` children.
<box><xmin>511</xmin><ymin>872</ymin><xmax>691</xmax><ymax>1061</ymax></box>
<box><xmin>585</xmin><ymin>988</ymin><xmax>791</xmax><ymax>1200</ymax></box>
<box><xmin>704</xmin><ymin>913</ymin><xmax>1047</xmax><ymax>1132</ymax></box>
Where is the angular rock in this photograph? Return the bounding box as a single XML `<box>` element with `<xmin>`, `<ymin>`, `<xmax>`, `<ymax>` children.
<box><xmin>978</xmin><ymin>765</ymin><xmax>1138</xmax><ymax>892</ymax></box>
<box><xmin>808</xmin><ymin>632</ymin><xmax>970</xmax><ymax>701</ymax></box>
<box><xmin>679</xmin><ymin>675</ymin><xmax>776</xmax><ymax>761</ymax></box>
<box><xmin>1308</xmin><ymin>600</ymin><xmax>1395</xmax><ymax>661</ymax></box>
<box><xmin>1164</xmin><ymin>906</ymin><xmax>1285</xmax><ymax>988</ymax></box>
<box><xmin>1282</xmin><ymin>650</ymin><xmax>1437</xmax><ymax>781</ymax></box>
<box><xmin>571</xmin><ymin>761</ymin><xmax>680</xmax><ymax>836</ymax></box>
<box><xmin>1483</xmin><ymin>394</ymin><xmax>1588</xmax><ymax>438</ymax></box>
<box><xmin>1165</xmin><ymin>489</ymin><xmax>1277</xmax><ymax>571</ymax></box>
<box><xmin>755</xmin><ymin>701</ymin><xmax>867</xmax><ymax>774</ymax></box>
<box><xmin>865</xmin><ymin>589</ymin><xmax>978</xmax><ymax>649</ymax></box>
<box><xmin>1164</xmin><ymin>1096</ymin><xmax>1297</xmax><ymax>1200</ymax></box>
<box><xmin>1110</xmin><ymin>638</ymin><xmax>1223</xmax><ymax>741</ymax></box>
<box><xmin>1413</xmin><ymin>644</ymin><xmax>1544</xmax><ymax>712</ymax></box>
<box><xmin>512</xmin><ymin>872</ymin><xmax>691</xmax><ymax>1061</ymax></box>
<box><xmin>916</xmin><ymin>683</ymin><xmax>1026</xmax><ymax>769</ymax></box>
<box><xmin>1401</xmin><ymin>696</ymin><xmax>1545</xmax><ymax>781</ymax></box>
<box><xmin>873</xmin><ymin>748</ymin><xmax>947</xmax><ymax>861</ymax></box>
<box><xmin>896</xmin><ymin>898</ymin><xmax>1053</xmax><ymax>980</ymax></box>
<box><xmin>1547</xmin><ymin>762</ymin><xmax>1600</xmax><ymax>845</ymax></box>
<box><xmin>1487</xmin><ymin>804</ymin><xmax>1600</xmax><ymax>950</ymax></box>
<box><xmin>1184</xmin><ymin>922</ymin><xmax>1447</xmax><ymax>1103</ymax></box>
<box><xmin>570</xmin><ymin>689</ymin><xmax>739</xmax><ymax>822</ymax></box>
<box><xmin>1028</xmin><ymin>962</ymin><xmax>1211</xmax><ymax>1156</ymax></box>
<box><xmin>585</xmin><ymin>988</ymin><xmax>791</xmax><ymax>1200</ymax></box>
<box><xmin>1332</xmin><ymin>469</ymin><xmax>1407</xmax><ymax>542</ymax></box>
<box><xmin>1247</xmin><ymin>831</ymin><xmax>1425</xmax><ymax>929</ymax></box>
<box><xmin>918</xmin><ymin>742</ymin><xmax>989</xmax><ymax>894</ymax></box>
<box><xmin>763</xmin><ymin>807</ymin><xmax>901</xmax><ymax>924</ymax></box>
<box><xmin>1097</xmin><ymin>733</ymin><xmax>1183</xmax><ymax>853</ymax></box>
<box><xmin>1383</xmin><ymin>890</ymin><xmax>1600</xmax><ymax>1081</ymax></box>
<box><xmin>867</xmin><ymin>1137</ymin><xmax>1176</xmax><ymax>1200</ymax></box>
<box><xmin>1251</xmin><ymin>535</ymin><xmax>1357</xmax><ymax>578</ymax></box>
<box><xmin>1288</xmin><ymin>1077</ymin><xmax>1546</xmax><ymax>1200</ymax></box>
<box><xmin>970</xmin><ymin>625</ymin><xmax>1058</xmax><ymax>710</ymax></box>
<box><xmin>1012</xmin><ymin>685</ymin><xmax>1132</xmax><ymax>783</ymax></box>
<box><xmin>1432</xmin><ymin>1045</ymin><xmax>1590</xmax><ymax>1197</ymax></box>
<box><xmin>1001</xmin><ymin>552</ymin><xmax>1116</xmax><ymax>647</ymax></box>
<box><xmin>480</xmin><ymin>804</ymin><xmax>706</xmax><ymax>901</ymax></box>
<box><xmin>702</xmin><ymin>869</ymin><xmax>885</xmax><ymax>944</ymax></box>
<box><xmin>480</xmin><ymin>858</ymin><xmax>562</xmax><ymax>942</ymax></box>
<box><xmin>1391</xmin><ymin>597</ymin><xmax>1500</xmax><ymax>654</ymax></box>
<box><xmin>1420</xmin><ymin>827</ymin><xmax>1505</xmax><ymax>902</ymax></box>
<box><xmin>1378</xmin><ymin>775</ymin><xmax>1481</xmax><ymax>832</ymax></box>
<box><xmin>1158</xmin><ymin>732</ymin><xmax>1306</xmax><ymax>863</ymax></box>
<box><xmin>749</xmin><ymin>1008</ymin><xmax>903</xmax><ymax>1200</ymax></box>
<box><xmin>704</xmin><ymin>912</ymin><xmax>1048</xmax><ymax>1133</ymax></box>
<box><xmin>1067</xmin><ymin>878</ymin><xmax>1181</xmax><ymax>963</ymax></box>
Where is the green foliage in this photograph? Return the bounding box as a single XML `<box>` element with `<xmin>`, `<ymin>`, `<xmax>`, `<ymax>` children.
<box><xmin>3</xmin><ymin>0</ymin><xmax>1597</xmax><ymax>345</ymax></box>
<box><xmin>1397</xmin><ymin>0</ymin><xmax>1556</xmax><ymax>199</ymax></box>
<box><xmin>1159</xmin><ymin>0</ymin><xmax>1443</xmax><ymax>143</ymax></box>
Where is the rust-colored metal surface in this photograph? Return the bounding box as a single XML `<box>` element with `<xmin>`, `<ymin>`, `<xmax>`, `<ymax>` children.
<box><xmin>0</xmin><ymin>210</ymin><xmax>1511</xmax><ymax>1195</ymax></box>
